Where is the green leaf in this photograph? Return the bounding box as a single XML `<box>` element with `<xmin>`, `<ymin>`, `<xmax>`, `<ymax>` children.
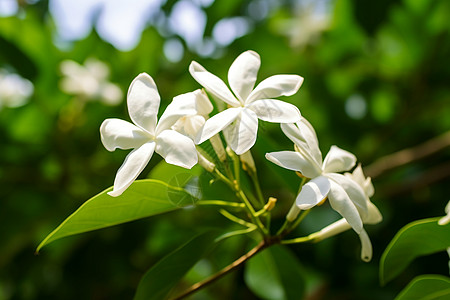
<box><xmin>380</xmin><ymin>218</ymin><xmax>450</xmax><ymax>285</ymax></box>
<box><xmin>148</xmin><ymin>159</ymin><xmax>203</xmax><ymax>183</ymax></box>
<box><xmin>395</xmin><ymin>275</ymin><xmax>450</xmax><ymax>300</ymax></box>
<box><xmin>134</xmin><ymin>231</ymin><xmax>219</xmax><ymax>300</ymax></box>
<box><xmin>244</xmin><ymin>245</ymin><xmax>306</xmax><ymax>300</ymax></box>
<box><xmin>37</xmin><ymin>180</ymin><xmax>192</xmax><ymax>252</ymax></box>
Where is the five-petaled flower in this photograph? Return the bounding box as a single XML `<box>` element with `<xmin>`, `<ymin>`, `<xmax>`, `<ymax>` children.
<box><xmin>190</xmin><ymin>50</ymin><xmax>303</xmax><ymax>155</ymax></box>
<box><xmin>100</xmin><ymin>73</ymin><xmax>199</xmax><ymax>197</ymax></box>
<box><xmin>311</xmin><ymin>165</ymin><xmax>382</xmax><ymax>261</ymax></box>
<box><xmin>266</xmin><ymin>118</ymin><xmax>369</xmax><ymax>234</ymax></box>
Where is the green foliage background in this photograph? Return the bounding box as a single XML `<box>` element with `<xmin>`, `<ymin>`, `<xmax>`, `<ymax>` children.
<box><xmin>1</xmin><ymin>0</ymin><xmax>449</xmax><ymax>299</ymax></box>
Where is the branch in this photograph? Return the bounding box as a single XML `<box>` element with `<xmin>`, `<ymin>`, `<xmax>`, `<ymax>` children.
<box><xmin>364</xmin><ymin>130</ymin><xmax>450</xmax><ymax>178</ymax></box>
<box><xmin>377</xmin><ymin>160</ymin><xmax>450</xmax><ymax>197</ymax></box>
<box><xmin>169</xmin><ymin>240</ymin><xmax>268</xmax><ymax>300</ymax></box>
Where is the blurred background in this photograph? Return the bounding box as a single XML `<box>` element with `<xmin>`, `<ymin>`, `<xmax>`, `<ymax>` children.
<box><xmin>1</xmin><ymin>0</ymin><xmax>449</xmax><ymax>299</ymax></box>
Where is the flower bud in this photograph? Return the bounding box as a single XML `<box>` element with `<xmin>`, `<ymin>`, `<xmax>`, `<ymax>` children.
<box><xmin>210</xmin><ymin>134</ymin><xmax>226</xmax><ymax>162</ymax></box>
<box><xmin>286</xmin><ymin>202</ymin><xmax>301</xmax><ymax>222</ymax></box>
<box><xmin>240</xmin><ymin>150</ymin><xmax>256</xmax><ymax>174</ymax></box>
<box><xmin>196</xmin><ymin>148</ymin><xmax>215</xmax><ymax>172</ymax></box>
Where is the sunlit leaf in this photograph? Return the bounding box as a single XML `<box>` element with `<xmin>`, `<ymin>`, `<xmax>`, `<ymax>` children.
<box><xmin>244</xmin><ymin>245</ymin><xmax>306</xmax><ymax>300</ymax></box>
<box><xmin>37</xmin><ymin>180</ymin><xmax>193</xmax><ymax>252</ymax></box>
<box><xmin>134</xmin><ymin>231</ymin><xmax>219</xmax><ymax>300</ymax></box>
<box><xmin>395</xmin><ymin>275</ymin><xmax>450</xmax><ymax>300</ymax></box>
<box><xmin>148</xmin><ymin>159</ymin><xmax>203</xmax><ymax>182</ymax></box>
<box><xmin>380</xmin><ymin>218</ymin><xmax>450</xmax><ymax>285</ymax></box>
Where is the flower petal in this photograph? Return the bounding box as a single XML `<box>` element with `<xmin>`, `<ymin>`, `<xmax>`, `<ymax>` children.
<box><xmin>281</xmin><ymin>120</ymin><xmax>322</xmax><ymax>168</ymax></box>
<box><xmin>194</xmin><ymin>89</ymin><xmax>214</xmax><ymax>116</ymax></box>
<box><xmin>327</xmin><ymin>179</ymin><xmax>363</xmax><ymax>234</ymax></box>
<box><xmin>127</xmin><ymin>73</ymin><xmax>160</xmax><ymax>135</ymax></box>
<box><xmin>296</xmin><ymin>176</ymin><xmax>331</xmax><ymax>210</ymax></box>
<box><xmin>228</xmin><ymin>50</ymin><xmax>260</xmax><ymax>102</ymax></box>
<box><xmin>108</xmin><ymin>142</ymin><xmax>155</xmax><ymax>197</ymax></box>
<box><xmin>345</xmin><ymin>164</ymin><xmax>374</xmax><ymax>197</ymax></box>
<box><xmin>323</xmin><ymin>145</ymin><xmax>356</xmax><ymax>173</ymax></box>
<box><xmin>326</xmin><ymin>173</ymin><xmax>368</xmax><ymax>218</ymax></box>
<box><xmin>247</xmin><ymin>99</ymin><xmax>301</xmax><ymax>123</ymax></box>
<box><xmin>156</xmin><ymin>91</ymin><xmax>199</xmax><ymax>134</ymax></box>
<box><xmin>223</xmin><ymin>108</ymin><xmax>258</xmax><ymax>155</ymax></box>
<box><xmin>365</xmin><ymin>202</ymin><xmax>383</xmax><ymax>224</ymax></box>
<box><xmin>189</xmin><ymin>61</ymin><xmax>240</xmax><ymax>107</ymax></box>
<box><xmin>195</xmin><ymin>107</ymin><xmax>241</xmax><ymax>144</ymax></box>
<box><xmin>156</xmin><ymin>130</ymin><xmax>198</xmax><ymax>169</ymax></box>
<box><xmin>315</xmin><ymin>218</ymin><xmax>351</xmax><ymax>241</ymax></box>
<box><xmin>172</xmin><ymin>115</ymin><xmax>206</xmax><ymax>139</ymax></box>
<box><xmin>100</xmin><ymin>118</ymin><xmax>151</xmax><ymax>151</ymax></box>
<box><xmin>246</xmin><ymin>74</ymin><xmax>304</xmax><ymax>103</ymax></box>
<box><xmin>265</xmin><ymin>151</ymin><xmax>320</xmax><ymax>178</ymax></box>
<box><xmin>358</xmin><ymin>229</ymin><xmax>373</xmax><ymax>262</ymax></box>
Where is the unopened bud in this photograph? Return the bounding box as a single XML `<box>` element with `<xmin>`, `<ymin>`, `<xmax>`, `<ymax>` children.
<box><xmin>196</xmin><ymin>148</ymin><xmax>215</xmax><ymax>172</ymax></box>
<box><xmin>210</xmin><ymin>134</ymin><xmax>226</xmax><ymax>162</ymax></box>
<box><xmin>264</xmin><ymin>197</ymin><xmax>277</xmax><ymax>211</ymax></box>
<box><xmin>286</xmin><ymin>203</ymin><xmax>301</xmax><ymax>222</ymax></box>
<box><xmin>314</xmin><ymin>219</ymin><xmax>351</xmax><ymax>241</ymax></box>
<box><xmin>240</xmin><ymin>150</ymin><xmax>256</xmax><ymax>174</ymax></box>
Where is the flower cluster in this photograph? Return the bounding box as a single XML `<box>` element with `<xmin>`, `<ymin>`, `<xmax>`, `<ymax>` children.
<box><xmin>266</xmin><ymin>119</ymin><xmax>382</xmax><ymax>260</ymax></box>
<box><xmin>100</xmin><ymin>50</ymin><xmax>381</xmax><ymax>260</ymax></box>
<box><xmin>60</xmin><ymin>58</ymin><xmax>122</xmax><ymax>105</ymax></box>
<box><xmin>101</xmin><ymin>50</ymin><xmax>303</xmax><ymax>195</ymax></box>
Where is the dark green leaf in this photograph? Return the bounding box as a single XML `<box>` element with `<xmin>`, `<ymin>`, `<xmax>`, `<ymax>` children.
<box><xmin>380</xmin><ymin>218</ymin><xmax>450</xmax><ymax>285</ymax></box>
<box><xmin>37</xmin><ymin>180</ymin><xmax>192</xmax><ymax>252</ymax></box>
<box><xmin>244</xmin><ymin>245</ymin><xmax>306</xmax><ymax>300</ymax></box>
<box><xmin>134</xmin><ymin>231</ymin><xmax>219</xmax><ymax>300</ymax></box>
<box><xmin>395</xmin><ymin>275</ymin><xmax>450</xmax><ymax>300</ymax></box>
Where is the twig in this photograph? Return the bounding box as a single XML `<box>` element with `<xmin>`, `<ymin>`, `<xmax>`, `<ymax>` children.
<box><xmin>377</xmin><ymin>160</ymin><xmax>450</xmax><ymax>197</ymax></box>
<box><xmin>169</xmin><ymin>240</ymin><xmax>268</xmax><ymax>300</ymax></box>
<box><xmin>364</xmin><ymin>130</ymin><xmax>450</xmax><ymax>178</ymax></box>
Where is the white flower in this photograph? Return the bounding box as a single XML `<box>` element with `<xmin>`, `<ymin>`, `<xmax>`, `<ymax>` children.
<box><xmin>100</xmin><ymin>73</ymin><xmax>198</xmax><ymax>197</ymax></box>
<box><xmin>312</xmin><ymin>165</ymin><xmax>382</xmax><ymax>261</ymax></box>
<box><xmin>170</xmin><ymin>89</ymin><xmax>213</xmax><ymax>139</ymax></box>
<box><xmin>0</xmin><ymin>69</ymin><xmax>34</xmax><ymax>109</ymax></box>
<box><xmin>266</xmin><ymin>118</ymin><xmax>368</xmax><ymax>233</ymax></box>
<box><xmin>190</xmin><ymin>50</ymin><xmax>303</xmax><ymax>155</ymax></box>
<box><xmin>60</xmin><ymin>58</ymin><xmax>122</xmax><ymax>105</ymax></box>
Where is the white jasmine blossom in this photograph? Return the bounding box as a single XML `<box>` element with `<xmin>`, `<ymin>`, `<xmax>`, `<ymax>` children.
<box><xmin>60</xmin><ymin>58</ymin><xmax>122</xmax><ymax>105</ymax></box>
<box><xmin>0</xmin><ymin>69</ymin><xmax>34</xmax><ymax>109</ymax></box>
<box><xmin>100</xmin><ymin>73</ymin><xmax>198</xmax><ymax>197</ymax></box>
<box><xmin>312</xmin><ymin>165</ymin><xmax>381</xmax><ymax>261</ymax></box>
<box><xmin>266</xmin><ymin>118</ymin><xmax>368</xmax><ymax>233</ymax></box>
<box><xmin>190</xmin><ymin>50</ymin><xmax>303</xmax><ymax>155</ymax></box>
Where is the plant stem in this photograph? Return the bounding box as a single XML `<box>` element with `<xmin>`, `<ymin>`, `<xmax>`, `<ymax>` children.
<box><xmin>169</xmin><ymin>240</ymin><xmax>268</xmax><ymax>300</ymax></box>
<box><xmin>215</xmin><ymin>226</ymin><xmax>257</xmax><ymax>242</ymax></box>
<box><xmin>281</xmin><ymin>233</ymin><xmax>316</xmax><ymax>245</ymax></box>
<box><xmin>196</xmin><ymin>200</ymin><xmax>245</xmax><ymax>208</ymax></box>
<box><xmin>214</xmin><ymin>169</ymin><xmax>234</xmax><ymax>189</ymax></box>
<box><xmin>231</xmin><ymin>151</ymin><xmax>241</xmax><ymax>188</ymax></box>
<box><xmin>289</xmin><ymin>209</ymin><xmax>310</xmax><ymax>232</ymax></box>
<box><xmin>236</xmin><ymin>190</ymin><xmax>269</xmax><ymax>236</ymax></box>
<box><xmin>219</xmin><ymin>209</ymin><xmax>255</xmax><ymax>228</ymax></box>
<box><xmin>250</xmin><ymin>171</ymin><xmax>265</xmax><ymax>207</ymax></box>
